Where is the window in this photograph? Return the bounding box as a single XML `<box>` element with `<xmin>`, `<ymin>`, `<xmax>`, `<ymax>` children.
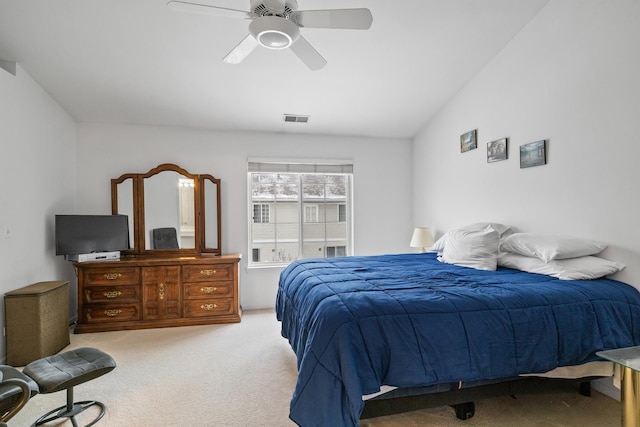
<box><xmin>326</xmin><ymin>246</ymin><xmax>346</xmax><ymax>258</ymax></box>
<box><xmin>304</xmin><ymin>205</ymin><xmax>318</xmax><ymax>223</ymax></box>
<box><xmin>338</xmin><ymin>204</ymin><xmax>346</xmax><ymax>223</ymax></box>
<box><xmin>253</xmin><ymin>203</ymin><xmax>270</xmax><ymax>223</ymax></box>
<box><xmin>248</xmin><ymin>160</ymin><xmax>353</xmax><ymax>266</ymax></box>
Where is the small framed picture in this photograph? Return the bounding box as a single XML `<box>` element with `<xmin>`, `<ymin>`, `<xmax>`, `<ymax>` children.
<box><xmin>520</xmin><ymin>140</ymin><xmax>547</xmax><ymax>168</ymax></box>
<box><xmin>487</xmin><ymin>138</ymin><xmax>508</xmax><ymax>163</ymax></box>
<box><xmin>460</xmin><ymin>129</ymin><xmax>477</xmax><ymax>153</ymax></box>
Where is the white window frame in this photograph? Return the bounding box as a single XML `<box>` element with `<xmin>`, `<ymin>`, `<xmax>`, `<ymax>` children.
<box><xmin>247</xmin><ymin>159</ymin><xmax>353</xmax><ymax>268</ymax></box>
<box><xmin>304</xmin><ymin>204</ymin><xmax>319</xmax><ymax>223</ymax></box>
<box><xmin>253</xmin><ymin>203</ymin><xmax>270</xmax><ymax>224</ymax></box>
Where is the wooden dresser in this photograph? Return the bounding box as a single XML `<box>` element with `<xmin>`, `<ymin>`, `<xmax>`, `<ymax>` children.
<box><xmin>74</xmin><ymin>254</ymin><xmax>241</xmax><ymax>333</ymax></box>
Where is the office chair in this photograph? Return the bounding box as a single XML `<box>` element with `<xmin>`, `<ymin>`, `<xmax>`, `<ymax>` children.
<box><xmin>0</xmin><ymin>365</ymin><xmax>39</xmax><ymax>425</ymax></box>
<box><xmin>152</xmin><ymin>227</ymin><xmax>179</xmax><ymax>249</ymax></box>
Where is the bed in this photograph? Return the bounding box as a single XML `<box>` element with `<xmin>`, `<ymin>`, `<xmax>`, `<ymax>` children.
<box><xmin>276</xmin><ymin>251</ymin><xmax>640</xmax><ymax>426</ymax></box>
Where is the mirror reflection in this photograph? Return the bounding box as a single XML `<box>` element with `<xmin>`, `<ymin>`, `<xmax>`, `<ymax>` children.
<box><xmin>116</xmin><ymin>177</ymin><xmax>135</xmax><ymax>249</ymax></box>
<box><xmin>144</xmin><ymin>171</ymin><xmax>196</xmax><ymax>250</ymax></box>
<box><xmin>204</xmin><ymin>178</ymin><xmax>218</xmax><ymax>248</ymax></box>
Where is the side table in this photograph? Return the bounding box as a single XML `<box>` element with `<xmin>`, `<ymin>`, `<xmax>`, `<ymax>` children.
<box><xmin>597</xmin><ymin>346</ymin><xmax>640</xmax><ymax>427</ymax></box>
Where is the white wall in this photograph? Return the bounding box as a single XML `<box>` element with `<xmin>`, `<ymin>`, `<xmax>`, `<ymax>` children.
<box><xmin>76</xmin><ymin>123</ymin><xmax>413</xmax><ymax>309</ymax></box>
<box><xmin>413</xmin><ymin>0</ymin><xmax>640</xmax><ymax>290</ymax></box>
<box><xmin>0</xmin><ymin>64</ymin><xmax>77</xmax><ymax>361</ymax></box>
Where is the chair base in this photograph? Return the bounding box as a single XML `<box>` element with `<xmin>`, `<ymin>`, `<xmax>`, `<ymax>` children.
<box><xmin>23</xmin><ymin>348</ymin><xmax>116</xmax><ymax>427</ymax></box>
<box><xmin>33</xmin><ymin>400</ymin><xmax>106</xmax><ymax>427</ymax></box>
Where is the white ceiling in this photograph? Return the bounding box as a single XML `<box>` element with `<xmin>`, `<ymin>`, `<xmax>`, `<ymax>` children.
<box><xmin>0</xmin><ymin>0</ymin><xmax>549</xmax><ymax>139</ymax></box>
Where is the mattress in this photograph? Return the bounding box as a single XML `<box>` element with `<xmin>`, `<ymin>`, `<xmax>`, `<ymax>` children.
<box><xmin>276</xmin><ymin>253</ymin><xmax>640</xmax><ymax>426</ymax></box>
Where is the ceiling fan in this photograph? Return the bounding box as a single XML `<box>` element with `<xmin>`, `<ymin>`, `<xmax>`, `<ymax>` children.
<box><xmin>167</xmin><ymin>0</ymin><xmax>373</xmax><ymax>70</ymax></box>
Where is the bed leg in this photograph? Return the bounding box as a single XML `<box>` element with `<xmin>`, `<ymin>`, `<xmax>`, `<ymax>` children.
<box><xmin>451</xmin><ymin>402</ymin><xmax>475</xmax><ymax>420</ymax></box>
<box><xmin>579</xmin><ymin>381</ymin><xmax>591</xmax><ymax>397</ymax></box>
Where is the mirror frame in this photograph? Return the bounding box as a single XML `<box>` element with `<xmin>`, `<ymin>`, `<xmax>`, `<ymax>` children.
<box><xmin>111</xmin><ymin>163</ymin><xmax>222</xmax><ymax>256</ymax></box>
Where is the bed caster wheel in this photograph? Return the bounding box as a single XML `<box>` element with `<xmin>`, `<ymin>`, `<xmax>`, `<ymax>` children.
<box><xmin>451</xmin><ymin>402</ymin><xmax>475</xmax><ymax>420</ymax></box>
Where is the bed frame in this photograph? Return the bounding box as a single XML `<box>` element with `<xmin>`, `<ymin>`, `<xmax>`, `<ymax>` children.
<box><xmin>361</xmin><ymin>376</ymin><xmax>595</xmax><ymax>421</ymax></box>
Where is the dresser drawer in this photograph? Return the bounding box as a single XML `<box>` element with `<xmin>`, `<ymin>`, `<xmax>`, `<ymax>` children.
<box><xmin>83</xmin><ymin>285</ymin><xmax>140</xmax><ymax>304</ymax></box>
<box><xmin>82</xmin><ymin>304</ymin><xmax>141</xmax><ymax>323</ymax></box>
<box><xmin>182</xmin><ymin>264</ymin><xmax>234</xmax><ymax>282</ymax></box>
<box><xmin>183</xmin><ymin>282</ymin><xmax>233</xmax><ymax>299</ymax></box>
<box><xmin>83</xmin><ymin>267</ymin><xmax>140</xmax><ymax>285</ymax></box>
<box><xmin>183</xmin><ymin>299</ymin><xmax>235</xmax><ymax>318</ymax></box>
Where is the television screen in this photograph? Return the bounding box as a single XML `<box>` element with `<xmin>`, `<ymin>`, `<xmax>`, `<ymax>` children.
<box><xmin>55</xmin><ymin>214</ymin><xmax>130</xmax><ymax>255</ymax></box>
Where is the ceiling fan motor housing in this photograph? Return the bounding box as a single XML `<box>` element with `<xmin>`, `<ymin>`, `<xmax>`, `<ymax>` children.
<box><xmin>250</xmin><ymin>16</ymin><xmax>300</xmax><ymax>49</ymax></box>
<box><xmin>250</xmin><ymin>0</ymin><xmax>298</xmax><ymax>17</ymax></box>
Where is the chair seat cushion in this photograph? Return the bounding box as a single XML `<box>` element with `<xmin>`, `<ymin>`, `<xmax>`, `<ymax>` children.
<box><xmin>22</xmin><ymin>348</ymin><xmax>116</xmax><ymax>394</ymax></box>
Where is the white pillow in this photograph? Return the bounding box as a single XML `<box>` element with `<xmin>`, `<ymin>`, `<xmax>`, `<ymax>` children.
<box><xmin>499</xmin><ymin>233</ymin><xmax>607</xmax><ymax>262</ymax></box>
<box><xmin>429</xmin><ymin>222</ymin><xmax>512</xmax><ymax>253</ymax></box>
<box><xmin>430</xmin><ymin>234</ymin><xmax>448</xmax><ymax>252</ymax></box>
<box><xmin>498</xmin><ymin>252</ymin><xmax>625</xmax><ymax>280</ymax></box>
<box><xmin>440</xmin><ymin>226</ymin><xmax>500</xmax><ymax>271</ymax></box>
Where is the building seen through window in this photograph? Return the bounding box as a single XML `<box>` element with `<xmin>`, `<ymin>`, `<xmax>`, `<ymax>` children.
<box><xmin>248</xmin><ymin>163</ymin><xmax>352</xmax><ymax>266</ymax></box>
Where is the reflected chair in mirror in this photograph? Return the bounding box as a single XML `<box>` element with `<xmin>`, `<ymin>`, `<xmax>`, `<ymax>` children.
<box><xmin>0</xmin><ymin>365</ymin><xmax>39</xmax><ymax>425</ymax></box>
<box><xmin>152</xmin><ymin>227</ymin><xmax>179</xmax><ymax>249</ymax></box>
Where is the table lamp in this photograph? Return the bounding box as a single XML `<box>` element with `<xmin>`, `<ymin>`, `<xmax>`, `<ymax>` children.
<box><xmin>410</xmin><ymin>227</ymin><xmax>434</xmax><ymax>252</ymax></box>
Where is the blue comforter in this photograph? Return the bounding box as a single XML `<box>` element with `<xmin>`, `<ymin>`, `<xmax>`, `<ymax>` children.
<box><xmin>276</xmin><ymin>253</ymin><xmax>640</xmax><ymax>426</ymax></box>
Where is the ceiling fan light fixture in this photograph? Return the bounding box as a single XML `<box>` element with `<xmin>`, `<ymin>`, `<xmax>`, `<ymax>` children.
<box><xmin>250</xmin><ymin>16</ymin><xmax>300</xmax><ymax>49</ymax></box>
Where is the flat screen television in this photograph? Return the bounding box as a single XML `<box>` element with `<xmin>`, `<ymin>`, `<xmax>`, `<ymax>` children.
<box><xmin>55</xmin><ymin>214</ymin><xmax>130</xmax><ymax>255</ymax></box>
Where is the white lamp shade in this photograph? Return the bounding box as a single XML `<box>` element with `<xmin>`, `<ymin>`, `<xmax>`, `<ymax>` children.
<box><xmin>410</xmin><ymin>227</ymin><xmax>434</xmax><ymax>252</ymax></box>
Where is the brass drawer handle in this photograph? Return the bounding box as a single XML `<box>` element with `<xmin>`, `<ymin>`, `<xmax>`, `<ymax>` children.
<box><xmin>105</xmin><ymin>309</ymin><xmax>122</xmax><ymax>317</ymax></box>
<box><xmin>159</xmin><ymin>283</ymin><xmax>165</xmax><ymax>300</ymax></box>
<box><xmin>104</xmin><ymin>290</ymin><xmax>122</xmax><ymax>299</ymax></box>
<box><xmin>200</xmin><ymin>303</ymin><xmax>217</xmax><ymax>311</ymax></box>
<box><xmin>201</xmin><ymin>286</ymin><xmax>217</xmax><ymax>294</ymax></box>
<box><xmin>200</xmin><ymin>269</ymin><xmax>217</xmax><ymax>276</ymax></box>
<box><xmin>104</xmin><ymin>273</ymin><xmax>122</xmax><ymax>280</ymax></box>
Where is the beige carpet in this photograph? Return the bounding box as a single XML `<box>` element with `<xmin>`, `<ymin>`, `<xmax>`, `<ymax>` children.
<box><xmin>10</xmin><ymin>309</ymin><xmax>620</xmax><ymax>426</ymax></box>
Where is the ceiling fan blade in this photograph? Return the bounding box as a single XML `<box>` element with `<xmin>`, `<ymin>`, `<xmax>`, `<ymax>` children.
<box><xmin>289</xmin><ymin>35</ymin><xmax>327</xmax><ymax>71</ymax></box>
<box><xmin>167</xmin><ymin>1</ymin><xmax>251</xmax><ymax>19</ymax></box>
<box><xmin>292</xmin><ymin>9</ymin><xmax>373</xmax><ymax>30</ymax></box>
<box><xmin>223</xmin><ymin>34</ymin><xmax>259</xmax><ymax>64</ymax></box>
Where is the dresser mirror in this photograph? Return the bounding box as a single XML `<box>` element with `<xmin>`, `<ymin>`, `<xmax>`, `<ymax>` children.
<box><xmin>115</xmin><ymin>176</ymin><xmax>135</xmax><ymax>248</ymax></box>
<box><xmin>203</xmin><ymin>177</ymin><xmax>219</xmax><ymax>249</ymax></box>
<box><xmin>111</xmin><ymin>163</ymin><xmax>221</xmax><ymax>256</ymax></box>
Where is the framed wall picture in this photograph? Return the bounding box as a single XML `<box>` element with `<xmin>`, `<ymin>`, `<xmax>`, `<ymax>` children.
<box><xmin>460</xmin><ymin>129</ymin><xmax>477</xmax><ymax>153</ymax></box>
<box><xmin>487</xmin><ymin>138</ymin><xmax>508</xmax><ymax>163</ymax></box>
<box><xmin>519</xmin><ymin>140</ymin><xmax>547</xmax><ymax>168</ymax></box>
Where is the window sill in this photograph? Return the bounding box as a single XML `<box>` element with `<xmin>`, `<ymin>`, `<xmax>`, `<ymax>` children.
<box><xmin>247</xmin><ymin>263</ymin><xmax>289</xmax><ymax>270</ymax></box>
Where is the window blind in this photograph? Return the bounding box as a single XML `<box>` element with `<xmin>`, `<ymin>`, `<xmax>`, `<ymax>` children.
<box><xmin>248</xmin><ymin>160</ymin><xmax>353</xmax><ymax>174</ymax></box>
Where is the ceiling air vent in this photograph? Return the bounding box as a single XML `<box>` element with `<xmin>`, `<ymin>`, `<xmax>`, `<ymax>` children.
<box><xmin>283</xmin><ymin>114</ymin><xmax>310</xmax><ymax>123</ymax></box>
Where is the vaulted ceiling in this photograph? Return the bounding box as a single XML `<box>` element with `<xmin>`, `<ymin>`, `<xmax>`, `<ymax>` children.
<box><xmin>0</xmin><ymin>0</ymin><xmax>549</xmax><ymax>138</ymax></box>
